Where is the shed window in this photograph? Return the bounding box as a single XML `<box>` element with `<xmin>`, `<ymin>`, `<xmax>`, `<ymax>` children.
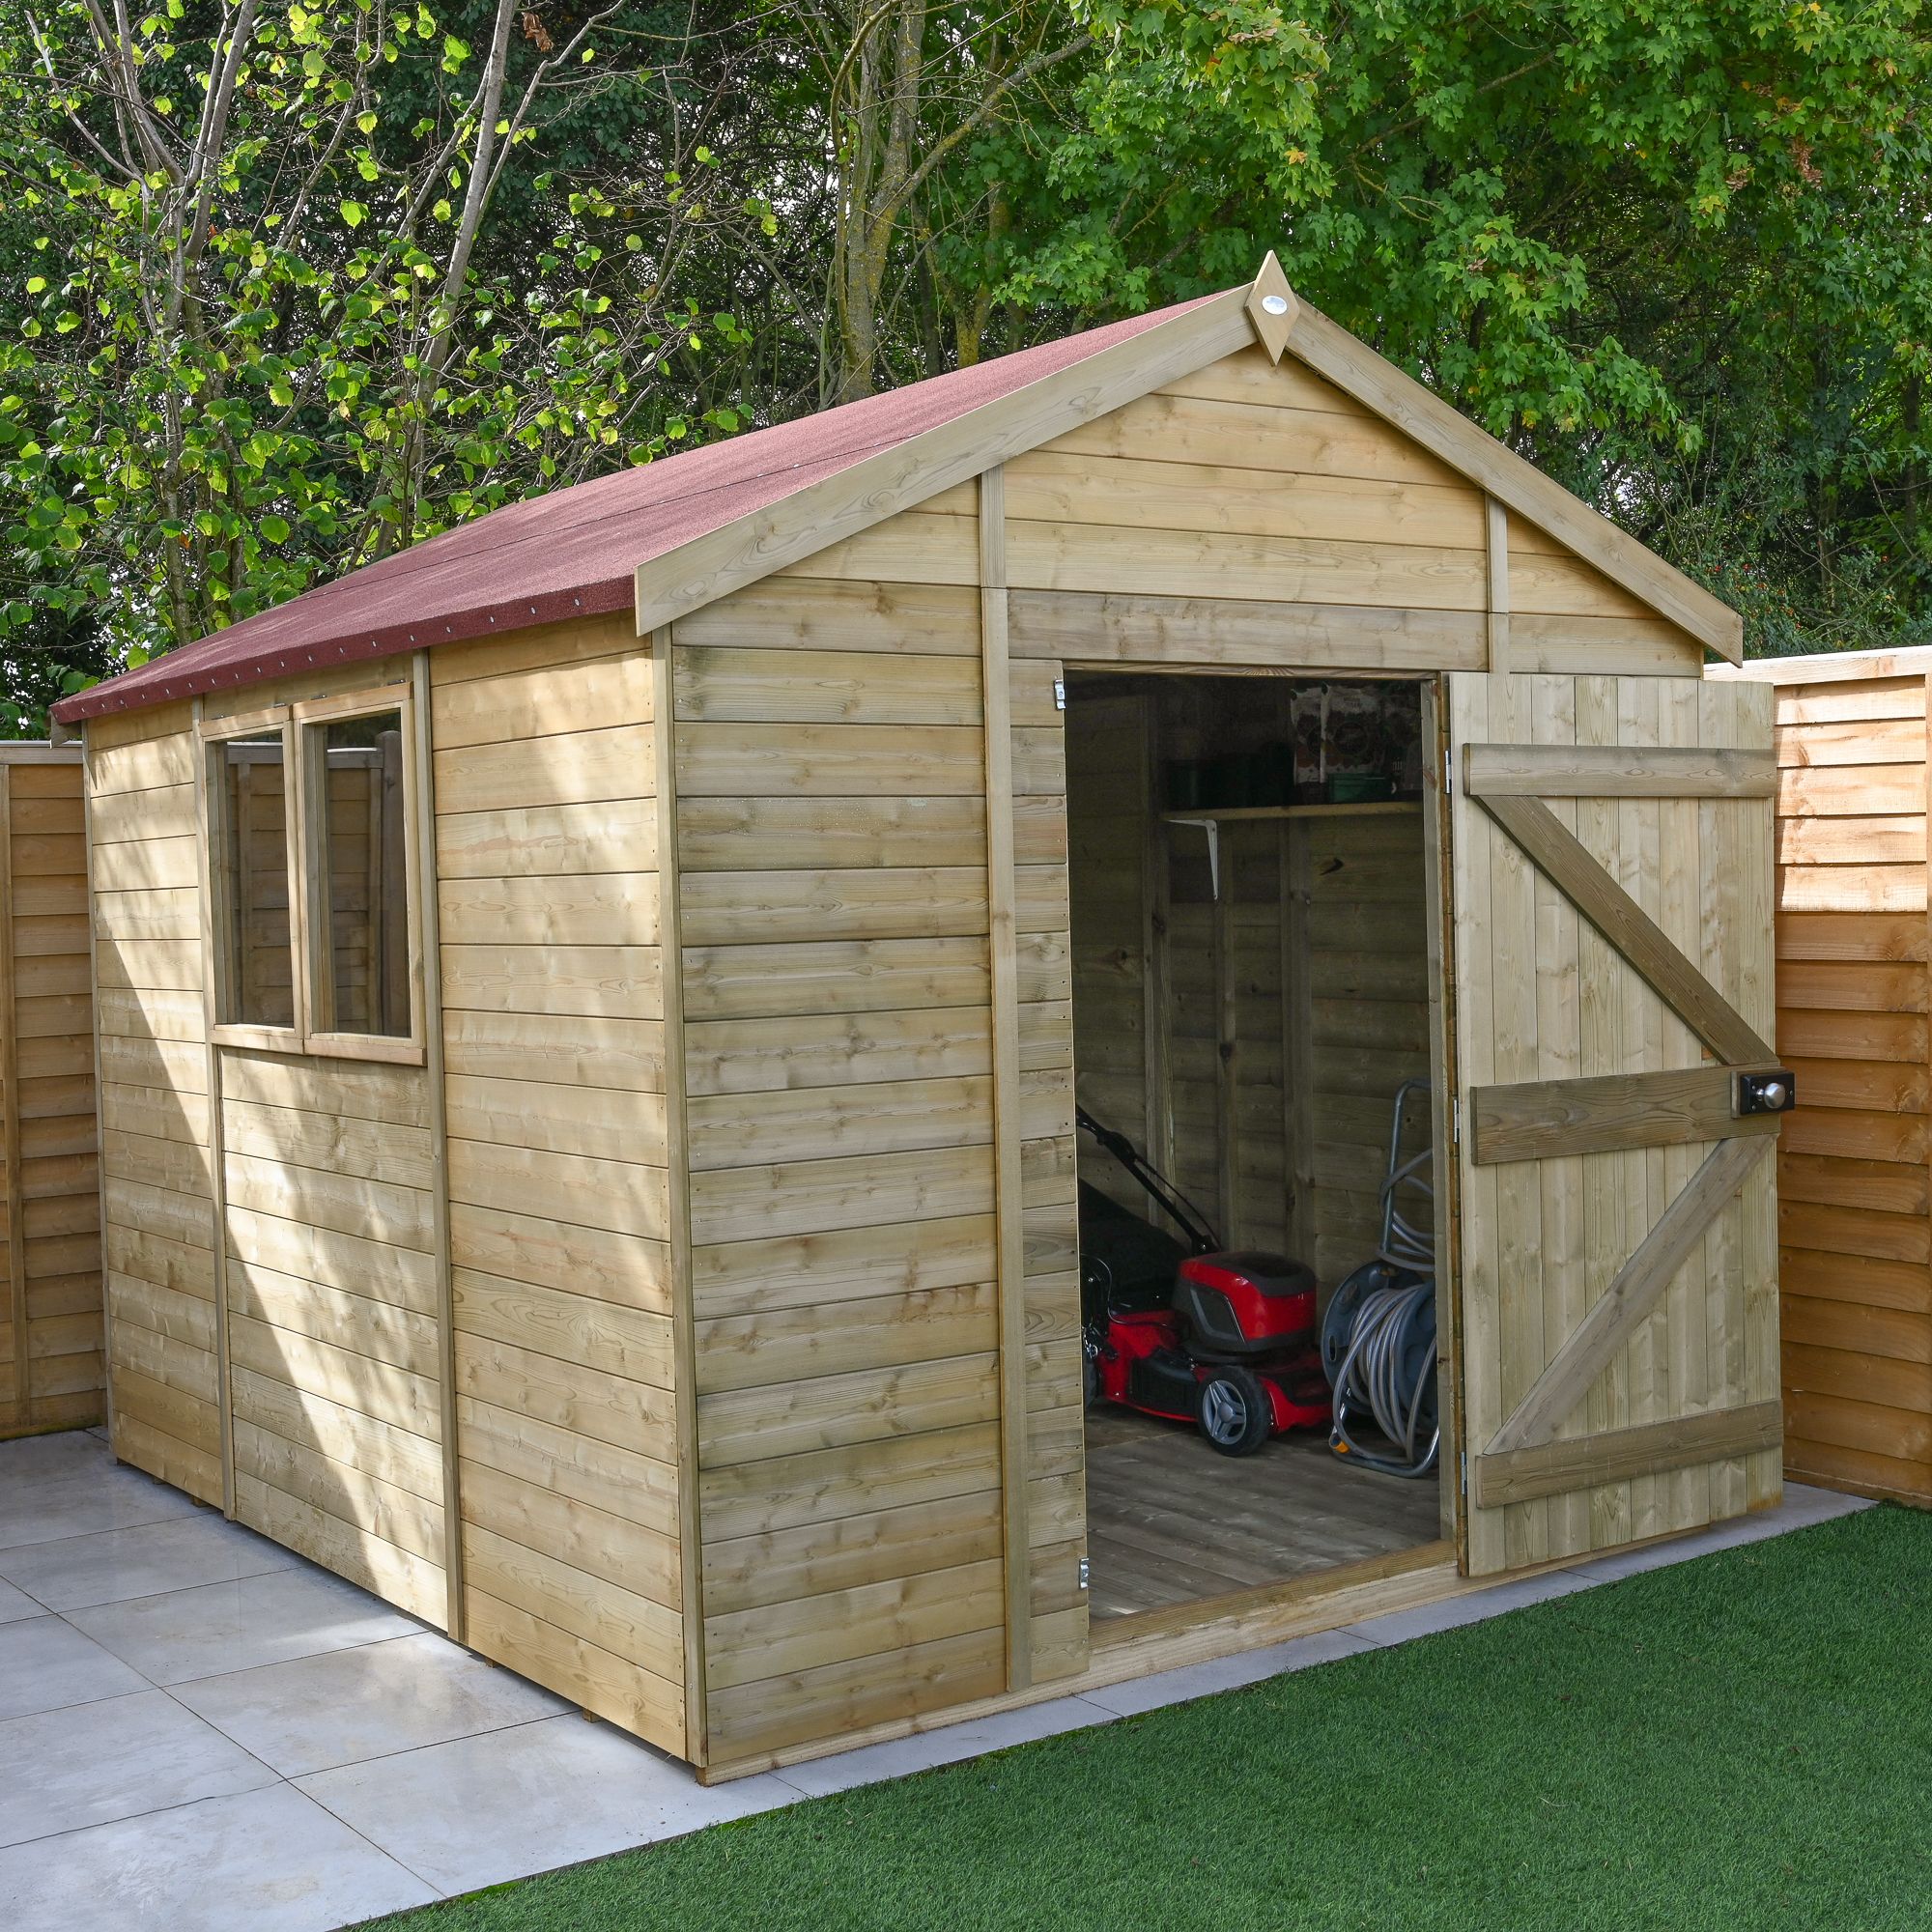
<box><xmin>305</xmin><ymin>710</ymin><xmax>411</xmax><ymax>1040</ymax></box>
<box><xmin>203</xmin><ymin>687</ymin><xmax>422</xmax><ymax>1064</ymax></box>
<box><xmin>213</xmin><ymin>732</ymin><xmax>298</xmax><ymax>1032</ymax></box>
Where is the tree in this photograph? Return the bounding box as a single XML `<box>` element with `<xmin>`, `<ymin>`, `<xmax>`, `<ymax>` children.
<box><xmin>0</xmin><ymin>0</ymin><xmax>774</xmax><ymax>671</ymax></box>
<box><xmin>990</xmin><ymin>0</ymin><xmax>1932</xmax><ymax>649</ymax></box>
<box><xmin>4</xmin><ymin>0</ymin><xmax>1929</xmax><ymax>714</ymax></box>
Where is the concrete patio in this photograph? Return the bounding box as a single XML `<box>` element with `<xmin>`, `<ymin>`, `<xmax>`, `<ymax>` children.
<box><xmin>0</xmin><ymin>1427</ymin><xmax>1872</xmax><ymax>1931</ymax></box>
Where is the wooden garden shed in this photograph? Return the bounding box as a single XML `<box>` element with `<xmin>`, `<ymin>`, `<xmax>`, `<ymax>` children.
<box><xmin>1711</xmin><ymin>646</ymin><xmax>1932</xmax><ymax>1506</ymax></box>
<box><xmin>0</xmin><ymin>742</ymin><xmax>103</xmax><ymax>1439</ymax></box>
<box><xmin>57</xmin><ymin>256</ymin><xmax>1793</xmax><ymax>1780</ymax></box>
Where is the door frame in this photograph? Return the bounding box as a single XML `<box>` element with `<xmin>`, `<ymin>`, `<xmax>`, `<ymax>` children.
<box><xmin>1059</xmin><ymin>663</ymin><xmax>1468</xmax><ymax>1619</ymax></box>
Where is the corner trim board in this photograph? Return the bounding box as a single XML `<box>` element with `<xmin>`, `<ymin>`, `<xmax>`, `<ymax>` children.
<box><xmin>980</xmin><ymin>465</ymin><xmax>1033</xmax><ymax>1693</ymax></box>
<box><xmin>654</xmin><ymin>621</ymin><xmax>710</xmax><ymax>1763</ymax></box>
<box><xmin>412</xmin><ymin>650</ymin><xmax>466</xmax><ymax>1640</ymax></box>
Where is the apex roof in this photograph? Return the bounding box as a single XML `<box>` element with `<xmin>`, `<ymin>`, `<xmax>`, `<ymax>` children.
<box><xmin>55</xmin><ymin>258</ymin><xmax>1739</xmax><ymax>725</ymax></box>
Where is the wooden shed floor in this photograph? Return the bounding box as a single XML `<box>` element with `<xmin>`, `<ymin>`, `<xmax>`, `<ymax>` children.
<box><xmin>1083</xmin><ymin>1406</ymin><xmax>1443</xmax><ymax>1622</ymax></box>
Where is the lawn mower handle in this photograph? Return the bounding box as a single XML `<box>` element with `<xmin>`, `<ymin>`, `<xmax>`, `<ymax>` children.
<box><xmin>1075</xmin><ymin>1106</ymin><xmax>1224</xmax><ymax>1256</ymax></box>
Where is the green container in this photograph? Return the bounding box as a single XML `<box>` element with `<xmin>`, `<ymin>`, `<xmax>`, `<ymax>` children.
<box><xmin>1326</xmin><ymin>771</ymin><xmax>1396</xmax><ymax>804</ymax></box>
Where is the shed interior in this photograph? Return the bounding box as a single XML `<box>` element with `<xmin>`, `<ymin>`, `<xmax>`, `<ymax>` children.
<box><xmin>1065</xmin><ymin>673</ymin><xmax>1446</xmax><ymax>1620</ymax></box>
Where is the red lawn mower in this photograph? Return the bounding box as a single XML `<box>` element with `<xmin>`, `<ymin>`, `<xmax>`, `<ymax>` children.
<box><xmin>1077</xmin><ymin>1108</ymin><xmax>1331</xmax><ymax>1457</ymax></box>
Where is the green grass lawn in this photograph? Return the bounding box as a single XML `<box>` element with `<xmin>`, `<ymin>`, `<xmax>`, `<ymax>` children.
<box><xmin>364</xmin><ymin>1507</ymin><xmax>1932</xmax><ymax>1932</ymax></box>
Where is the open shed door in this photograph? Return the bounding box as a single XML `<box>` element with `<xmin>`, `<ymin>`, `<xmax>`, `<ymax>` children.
<box><xmin>1441</xmin><ymin>672</ymin><xmax>1788</xmax><ymax>1576</ymax></box>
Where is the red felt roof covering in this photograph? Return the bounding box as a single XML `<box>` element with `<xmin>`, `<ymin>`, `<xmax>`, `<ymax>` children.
<box><xmin>56</xmin><ymin>292</ymin><xmax>1224</xmax><ymax>724</ymax></box>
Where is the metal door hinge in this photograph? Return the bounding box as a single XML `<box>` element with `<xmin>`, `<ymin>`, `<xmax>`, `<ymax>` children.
<box><xmin>1451</xmin><ymin>1094</ymin><xmax>1461</xmax><ymax>1146</ymax></box>
<box><xmin>1077</xmin><ymin>1556</ymin><xmax>1091</xmax><ymax>1591</ymax></box>
<box><xmin>1459</xmin><ymin>1450</ymin><xmax>1468</xmax><ymax>1495</ymax></box>
<box><xmin>1052</xmin><ymin>678</ymin><xmax>1066</xmax><ymax>711</ymax></box>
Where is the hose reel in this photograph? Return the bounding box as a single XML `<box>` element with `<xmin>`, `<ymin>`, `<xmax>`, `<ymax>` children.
<box><xmin>1320</xmin><ymin>1079</ymin><xmax>1440</xmax><ymax>1478</ymax></box>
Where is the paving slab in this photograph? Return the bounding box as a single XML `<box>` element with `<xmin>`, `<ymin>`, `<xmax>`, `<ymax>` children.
<box><xmin>0</xmin><ymin>1782</ymin><xmax>436</xmax><ymax>1930</ymax></box>
<box><xmin>0</xmin><ymin>1614</ymin><xmax>149</xmax><ymax>1720</ymax></box>
<box><xmin>70</xmin><ymin>1564</ymin><xmax>423</xmax><ymax>1686</ymax></box>
<box><xmin>0</xmin><ymin>1430</ymin><xmax>112</xmax><ymax>1479</ymax></box>
<box><xmin>0</xmin><ymin>1455</ymin><xmax>203</xmax><ymax>1553</ymax></box>
<box><xmin>0</xmin><ymin>1511</ymin><xmax>298</xmax><ymax>1611</ymax></box>
<box><xmin>0</xmin><ymin>1690</ymin><xmax>276</xmax><ymax>1848</ymax></box>
<box><xmin>175</xmin><ymin>1631</ymin><xmax>571</xmax><ymax>1777</ymax></box>
<box><xmin>298</xmin><ymin>1713</ymin><xmax>798</xmax><ymax>1897</ymax></box>
<box><xmin>0</xmin><ymin>1576</ymin><xmax>43</xmax><ymax>1626</ymax></box>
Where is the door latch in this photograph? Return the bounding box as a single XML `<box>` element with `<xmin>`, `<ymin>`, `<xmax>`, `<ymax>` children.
<box><xmin>1735</xmin><ymin>1069</ymin><xmax>1797</xmax><ymax>1117</ymax></box>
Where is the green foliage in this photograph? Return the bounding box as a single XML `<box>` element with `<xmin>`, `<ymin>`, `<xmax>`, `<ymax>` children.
<box><xmin>0</xmin><ymin>0</ymin><xmax>768</xmax><ymax>692</ymax></box>
<box><xmin>1</xmin><ymin>0</ymin><xmax>1928</xmax><ymax>724</ymax></box>
<box><xmin>983</xmin><ymin>1</ymin><xmax>1932</xmax><ymax>653</ymax></box>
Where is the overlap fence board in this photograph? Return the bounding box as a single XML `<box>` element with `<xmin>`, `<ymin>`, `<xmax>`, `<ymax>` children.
<box><xmin>1723</xmin><ymin>655</ymin><xmax>1932</xmax><ymax>1504</ymax></box>
<box><xmin>1</xmin><ymin>748</ymin><xmax>103</xmax><ymax>1440</ymax></box>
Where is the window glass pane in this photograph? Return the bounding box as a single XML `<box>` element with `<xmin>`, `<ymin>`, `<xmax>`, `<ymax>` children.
<box><xmin>317</xmin><ymin>711</ymin><xmax>410</xmax><ymax>1037</ymax></box>
<box><xmin>217</xmin><ymin>737</ymin><xmax>296</xmax><ymax>1029</ymax></box>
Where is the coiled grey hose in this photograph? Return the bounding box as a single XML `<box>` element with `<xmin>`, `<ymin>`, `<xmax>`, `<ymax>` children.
<box><xmin>1330</xmin><ymin>1280</ymin><xmax>1439</xmax><ymax>1478</ymax></box>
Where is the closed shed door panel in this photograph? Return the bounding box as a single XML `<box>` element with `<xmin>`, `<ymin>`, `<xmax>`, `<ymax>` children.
<box><xmin>1446</xmin><ymin>672</ymin><xmax>1781</xmax><ymax>1576</ymax></box>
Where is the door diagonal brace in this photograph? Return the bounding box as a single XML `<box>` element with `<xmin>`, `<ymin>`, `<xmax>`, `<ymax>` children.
<box><xmin>1470</xmin><ymin>790</ymin><xmax>1773</xmax><ymax>1066</ymax></box>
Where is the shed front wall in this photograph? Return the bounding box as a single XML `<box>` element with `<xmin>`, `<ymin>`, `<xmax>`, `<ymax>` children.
<box><xmin>1</xmin><ymin>747</ymin><xmax>101</xmax><ymax>1439</ymax></box>
<box><xmin>1767</xmin><ymin>668</ymin><xmax>1932</xmax><ymax>1504</ymax></box>
<box><xmin>671</xmin><ymin>335</ymin><xmax>1713</xmax><ymax>1775</ymax></box>
<box><xmin>667</xmin><ymin>565</ymin><xmax>1039</xmax><ymax>1765</ymax></box>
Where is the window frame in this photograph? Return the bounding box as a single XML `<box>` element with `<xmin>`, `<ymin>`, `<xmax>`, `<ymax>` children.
<box><xmin>202</xmin><ymin>705</ymin><xmax>304</xmax><ymax>1054</ymax></box>
<box><xmin>200</xmin><ymin>686</ymin><xmax>426</xmax><ymax>1066</ymax></box>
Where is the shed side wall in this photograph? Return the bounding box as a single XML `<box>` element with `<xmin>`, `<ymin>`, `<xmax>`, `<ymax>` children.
<box><xmin>429</xmin><ymin>612</ymin><xmax>685</xmax><ymax>1753</ymax></box>
<box><xmin>88</xmin><ymin>701</ymin><xmax>222</xmax><ymax>1498</ymax></box>
<box><xmin>2</xmin><ymin>752</ymin><xmax>102</xmax><ymax>1438</ymax></box>
<box><xmin>1772</xmin><ymin>670</ymin><xmax>1932</xmax><ymax>1503</ymax></box>
<box><xmin>200</xmin><ymin>662</ymin><xmax>451</xmax><ymax>1625</ymax></box>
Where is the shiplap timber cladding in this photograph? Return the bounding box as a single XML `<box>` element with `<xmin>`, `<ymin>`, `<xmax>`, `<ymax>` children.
<box><xmin>1706</xmin><ymin>650</ymin><xmax>1932</xmax><ymax>1507</ymax></box>
<box><xmin>431</xmin><ymin>611</ymin><xmax>686</xmax><ymax>1756</ymax></box>
<box><xmin>0</xmin><ymin>747</ymin><xmax>103</xmax><ymax>1440</ymax></box>
<box><xmin>1446</xmin><ymin>673</ymin><xmax>1778</xmax><ymax>1577</ymax></box>
<box><xmin>1004</xmin><ymin>347</ymin><xmax>1709</xmax><ymax>677</ymax></box>
<box><xmin>673</xmin><ymin>565</ymin><xmax>1020</xmax><ymax>1765</ymax></box>
<box><xmin>187</xmin><ymin>657</ymin><xmax>469</xmax><ymax>1627</ymax></box>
